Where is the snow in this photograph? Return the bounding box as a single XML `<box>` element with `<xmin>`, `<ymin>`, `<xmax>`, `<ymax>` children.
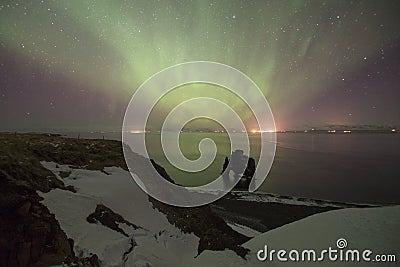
<box><xmin>230</xmin><ymin>191</ymin><xmax>377</xmax><ymax>208</ymax></box>
<box><xmin>183</xmin><ymin>205</ymin><xmax>400</xmax><ymax>266</ymax></box>
<box><xmin>227</xmin><ymin>222</ymin><xmax>261</xmax><ymax>238</ymax></box>
<box><xmin>39</xmin><ymin>161</ymin><xmax>399</xmax><ymax>266</ymax></box>
<box><xmin>41</xmin><ymin>188</ymin><xmax>131</xmax><ymax>266</ymax></box>
<box><xmin>40</xmin><ymin>162</ymin><xmax>199</xmax><ymax>267</ymax></box>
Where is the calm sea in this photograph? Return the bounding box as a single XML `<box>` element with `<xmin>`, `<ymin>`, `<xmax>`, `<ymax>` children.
<box><xmin>64</xmin><ymin>132</ymin><xmax>400</xmax><ymax>204</ymax></box>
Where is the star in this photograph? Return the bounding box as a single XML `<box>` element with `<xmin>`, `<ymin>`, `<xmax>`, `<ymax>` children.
<box><xmin>0</xmin><ymin>0</ymin><xmax>399</xmax><ymax>131</ymax></box>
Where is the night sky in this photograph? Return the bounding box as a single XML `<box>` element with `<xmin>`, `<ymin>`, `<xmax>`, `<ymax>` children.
<box><xmin>1</xmin><ymin>0</ymin><xmax>399</xmax><ymax>132</ymax></box>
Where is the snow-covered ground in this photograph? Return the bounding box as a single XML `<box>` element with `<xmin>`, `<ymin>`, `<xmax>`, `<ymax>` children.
<box><xmin>183</xmin><ymin>205</ymin><xmax>400</xmax><ymax>266</ymax></box>
<box><xmin>229</xmin><ymin>191</ymin><xmax>378</xmax><ymax>208</ymax></box>
<box><xmin>40</xmin><ymin>162</ymin><xmax>199</xmax><ymax>267</ymax></box>
<box><xmin>40</xmin><ymin>161</ymin><xmax>399</xmax><ymax>267</ymax></box>
<box><xmin>227</xmin><ymin>223</ymin><xmax>261</xmax><ymax>238</ymax></box>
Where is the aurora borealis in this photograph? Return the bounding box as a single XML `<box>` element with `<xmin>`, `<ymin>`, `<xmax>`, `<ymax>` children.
<box><xmin>1</xmin><ymin>0</ymin><xmax>399</xmax><ymax>131</ymax></box>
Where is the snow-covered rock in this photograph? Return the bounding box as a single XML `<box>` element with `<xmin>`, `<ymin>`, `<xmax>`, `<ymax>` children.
<box><xmin>40</xmin><ymin>161</ymin><xmax>399</xmax><ymax>266</ymax></box>
<box><xmin>184</xmin><ymin>205</ymin><xmax>400</xmax><ymax>266</ymax></box>
<box><xmin>39</xmin><ymin>162</ymin><xmax>199</xmax><ymax>267</ymax></box>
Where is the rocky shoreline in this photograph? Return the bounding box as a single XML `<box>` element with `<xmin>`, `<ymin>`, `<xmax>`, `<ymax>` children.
<box><xmin>0</xmin><ymin>133</ymin><xmax>250</xmax><ymax>266</ymax></box>
<box><xmin>0</xmin><ymin>133</ymin><xmax>360</xmax><ymax>266</ymax></box>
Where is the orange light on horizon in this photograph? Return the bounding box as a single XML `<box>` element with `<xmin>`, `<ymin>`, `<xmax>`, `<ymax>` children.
<box><xmin>250</xmin><ymin>129</ymin><xmax>275</xmax><ymax>133</ymax></box>
<box><xmin>129</xmin><ymin>130</ymin><xmax>146</xmax><ymax>134</ymax></box>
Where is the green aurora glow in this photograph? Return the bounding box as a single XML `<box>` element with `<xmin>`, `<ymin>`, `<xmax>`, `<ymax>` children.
<box><xmin>1</xmin><ymin>0</ymin><xmax>399</xmax><ymax>130</ymax></box>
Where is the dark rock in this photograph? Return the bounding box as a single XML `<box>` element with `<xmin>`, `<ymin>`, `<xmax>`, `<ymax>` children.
<box><xmin>243</xmin><ymin>157</ymin><xmax>256</xmax><ymax>179</ymax></box>
<box><xmin>221</xmin><ymin>150</ymin><xmax>256</xmax><ymax>190</ymax></box>
<box><xmin>0</xmin><ymin>133</ymin><xmax>251</xmax><ymax>264</ymax></box>
<box><xmin>58</xmin><ymin>170</ymin><xmax>71</xmax><ymax>178</ymax></box>
<box><xmin>88</xmin><ymin>254</ymin><xmax>100</xmax><ymax>267</ymax></box>
<box><xmin>64</xmin><ymin>185</ymin><xmax>77</xmax><ymax>193</ymax></box>
<box><xmin>149</xmin><ymin>198</ymin><xmax>250</xmax><ymax>258</ymax></box>
<box><xmin>148</xmin><ymin>157</ymin><xmax>251</xmax><ymax>258</ymax></box>
<box><xmin>222</xmin><ymin>157</ymin><xmax>229</xmax><ymax>174</ymax></box>
<box><xmin>150</xmin><ymin>159</ymin><xmax>175</xmax><ymax>184</ymax></box>
<box><xmin>0</xmin><ymin>179</ymin><xmax>72</xmax><ymax>266</ymax></box>
<box><xmin>87</xmin><ymin>204</ymin><xmax>141</xmax><ymax>237</ymax></box>
<box><xmin>0</xmin><ymin>133</ymin><xmax>108</xmax><ymax>266</ymax></box>
<box><xmin>16</xmin><ymin>201</ymin><xmax>31</xmax><ymax>217</ymax></box>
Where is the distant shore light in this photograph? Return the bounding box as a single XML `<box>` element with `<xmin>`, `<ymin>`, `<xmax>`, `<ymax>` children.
<box><xmin>250</xmin><ymin>129</ymin><xmax>275</xmax><ymax>133</ymax></box>
<box><xmin>129</xmin><ymin>130</ymin><xmax>146</xmax><ymax>134</ymax></box>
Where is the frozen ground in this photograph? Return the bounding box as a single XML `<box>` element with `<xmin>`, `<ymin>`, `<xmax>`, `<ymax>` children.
<box><xmin>229</xmin><ymin>190</ymin><xmax>378</xmax><ymax>208</ymax></box>
<box><xmin>40</xmin><ymin>161</ymin><xmax>399</xmax><ymax>266</ymax></box>
<box><xmin>40</xmin><ymin>162</ymin><xmax>199</xmax><ymax>267</ymax></box>
<box><xmin>183</xmin><ymin>205</ymin><xmax>400</xmax><ymax>266</ymax></box>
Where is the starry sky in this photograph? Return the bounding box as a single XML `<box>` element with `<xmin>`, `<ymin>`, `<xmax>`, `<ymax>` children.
<box><xmin>1</xmin><ymin>0</ymin><xmax>399</xmax><ymax>132</ymax></box>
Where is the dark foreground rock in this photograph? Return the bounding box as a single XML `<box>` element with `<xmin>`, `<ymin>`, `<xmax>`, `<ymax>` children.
<box><xmin>145</xmin><ymin>156</ymin><xmax>251</xmax><ymax>258</ymax></box>
<box><xmin>0</xmin><ymin>133</ymin><xmax>253</xmax><ymax>265</ymax></box>
<box><xmin>212</xmin><ymin>195</ymin><xmax>337</xmax><ymax>233</ymax></box>
<box><xmin>0</xmin><ymin>132</ymin><xmax>350</xmax><ymax>265</ymax></box>
<box><xmin>0</xmin><ymin>170</ymin><xmax>100</xmax><ymax>267</ymax></box>
<box><xmin>0</xmin><ymin>133</ymin><xmax>125</xmax><ymax>266</ymax></box>
<box><xmin>0</xmin><ymin>175</ymin><xmax>71</xmax><ymax>266</ymax></box>
<box><xmin>87</xmin><ymin>204</ymin><xmax>142</xmax><ymax>237</ymax></box>
<box><xmin>150</xmin><ymin>198</ymin><xmax>251</xmax><ymax>258</ymax></box>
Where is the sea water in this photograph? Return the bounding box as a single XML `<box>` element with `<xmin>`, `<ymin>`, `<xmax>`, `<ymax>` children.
<box><xmin>65</xmin><ymin>132</ymin><xmax>400</xmax><ymax>204</ymax></box>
